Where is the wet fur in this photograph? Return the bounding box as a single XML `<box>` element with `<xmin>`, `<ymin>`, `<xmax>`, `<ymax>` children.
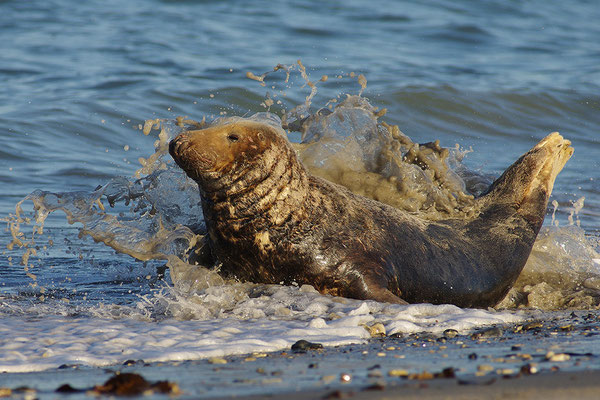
<box><xmin>170</xmin><ymin>122</ymin><xmax>572</xmax><ymax>308</ymax></box>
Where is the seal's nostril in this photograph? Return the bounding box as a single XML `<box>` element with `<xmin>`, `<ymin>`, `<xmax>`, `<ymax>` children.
<box><xmin>169</xmin><ymin>135</ymin><xmax>189</xmax><ymax>158</ymax></box>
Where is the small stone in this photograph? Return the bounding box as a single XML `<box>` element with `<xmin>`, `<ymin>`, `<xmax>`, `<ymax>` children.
<box><xmin>58</xmin><ymin>364</ymin><xmax>79</xmax><ymax>369</ymax></box>
<box><xmin>92</xmin><ymin>373</ymin><xmax>150</xmax><ymax>396</ymax></box>
<box><xmin>511</xmin><ymin>345</ymin><xmax>522</xmax><ymax>351</ymax></box>
<box><xmin>376</xmin><ymin>352</ymin><xmax>386</xmax><ymax>357</ymax></box>
<box><xmin>291</xmin><ymin>339</ymin><xmax>323</xmax><ymax>352</ymax></box>
<box><xmin>408</xmin><ymin>371</ymin><xmax>434</xmax><ymax>380</ymax></box>
<box><xmin>443</xmin><ymin>329</ymin><xmax>458</xmax><ymax>338</ymax></box>
<box><xmin>523</xmin><ymin>321</ymin><xmax>543</xmax><ymax>331</ymax></box>
<box><xmin>363</xmin><ymin>382</ymin><xmax>386</xmax><ymax>391</ymax></box>
<box><xmin>559</xmin><ymin>324</ymin><xmax>574</xmax><ymax>332</ymax></box>
<box><xmin>321</xmin><ymin>375</ymin><xmax>336</xmax><ymax>384</ymax></box>
<box><xmin>468</xmin><ymin>353</ymin><xmax>478</xmax><ymax>360</ymax></box>
<box><xmin>471</xmin><ymin>327</ymin><xmax>502</xmax><ymax>339</ymax></box>
<box><xmin>435</xmin><ymin>367</ymin><xmax>456</xmax><ymax>378</ymax></box>
<box><xmin>208</xmin><ymin>357</ymin><xmax>227</xmax><ymax>364</ymax></box>
<box><xmin>388</xmin><ymin>369</ymin><xmax>409</xmax><ymax>377</ymax></box>
<box><xmin>496</xmin><ymin>368</ymin><xmax>515</xmax><ymax>376</ymax></box>
<box><xmin>0</xmin><ymin>388</ymin><xmax>11</xmax><ymax>397</ymax></box>
<box><xmin>244</xmin><ymin>357</ymin><xmax>257</xmax><ymax>362</ymax></box>
<box><xmin>365</xmin><ymin>323</ymin><xmax>386</xmax><ymax>337</ymax></box>
<box><xmin>55</xmin><ymin>384</ymin><xmax>81</xmax><ymax>393</ymax></box>
<box><xmin>520</xmin><ymin>363</ymin><xmax>538</xmax><ymax>375</ymax></box>
<box><xmin>545</xmin><ymin>352</ymin><xmax>570</xmax><ymax>362</ymax></box>
<box><xmin>477</xmin><ymin>364</ymin><xmax>494</xmax><ymax>373</ymax></box>
<box><xmin>151</xmin><ymin>381</ymin><xmax>181</xmax><ymax>395</ymax></box>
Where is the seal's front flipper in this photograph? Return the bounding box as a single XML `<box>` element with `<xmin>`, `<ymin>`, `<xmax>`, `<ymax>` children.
<box><xmin>479</xmin><ymin>132</ymin><xmax>573</xmax><ymax>228</ymax></box>
<box><xmin>344</xmin><ymin>264</ymin><xmax>408</xmax><ymax>304</ymax></box>
<box><xmin>188</xmin><ymin>235</ymin><xmax>216</xmax><ymax>267</ymax></box>
<box><xmin>366</xmin><ymin>286</ymin><xmax>409</xmax><ymax>304</ymax></box>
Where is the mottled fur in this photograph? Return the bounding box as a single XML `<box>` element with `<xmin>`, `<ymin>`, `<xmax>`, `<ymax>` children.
<box><xmin>170</xmin><ymin>121</ymin><xmax>572</xmax><ymax>307</ymax></box>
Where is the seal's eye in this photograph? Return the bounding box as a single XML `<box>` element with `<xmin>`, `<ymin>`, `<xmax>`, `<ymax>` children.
<box><xmin>227</xmin><ymin>134</ymin><xmax>239</xmax><ymax>142</ymax></box>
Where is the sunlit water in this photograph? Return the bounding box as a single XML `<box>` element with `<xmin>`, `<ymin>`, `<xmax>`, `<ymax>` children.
<box><xmin>1</xmin><ymin>0</ymin><xmax>599</xmax><ymax>373</ymax></box>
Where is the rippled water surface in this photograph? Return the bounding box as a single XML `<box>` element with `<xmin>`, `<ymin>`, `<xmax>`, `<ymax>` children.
<box><xmin>1</xmin><ymin>0</ymin><xmax>600</xmax><ymax>373</ymax></box>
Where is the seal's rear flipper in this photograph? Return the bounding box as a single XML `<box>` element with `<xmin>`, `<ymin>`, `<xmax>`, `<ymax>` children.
<box><xmin>478</xmin><ymin>132</ymin><xmax>573</xmax><ymax>228</ymax></box>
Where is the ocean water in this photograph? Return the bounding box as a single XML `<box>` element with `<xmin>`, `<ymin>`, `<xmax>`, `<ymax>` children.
<box><xmin>1</xmin><ymin>0</ymin><xmax>600</xmax><ymax>374</ymax></box>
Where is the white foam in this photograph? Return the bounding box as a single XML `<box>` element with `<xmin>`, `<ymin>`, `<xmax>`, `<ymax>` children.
<box><xmin>0</xmin><ymin>285</ymin><xmax>524</xmax><ymax>373</ymax></box>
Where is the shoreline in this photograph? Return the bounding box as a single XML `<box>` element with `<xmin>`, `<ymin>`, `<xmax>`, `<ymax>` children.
<box><xmin>2</xmin><ymin>311</ymin><xmax>599</xmax><ymax>399</ymax></box>
<box><xmin>238</xmin><ymin>370</ymin><xmax>600</xmax><ymax>400</ymax></box>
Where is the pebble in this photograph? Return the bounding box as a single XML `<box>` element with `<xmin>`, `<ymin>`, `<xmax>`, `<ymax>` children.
<box><xmin>496</xmin><ymin>368</ymin><xmax>515</xmax><ymax>375</ymax></box>
<box><xmin>365</xmin><ymin>323</ymin><xmax>386</xmax><ymax>337</ymax></box>
<box><xmin>55</xmin><ymin>384</ymin><xmax>80</xmax><ymax>393</ymax></box>
<box><xmin>367</xmin><ymin>370</ymin><xmax>383</xmax><ymax>378</ymax></box>
<box><xmin>388</xmin><ymin>369</ymin><xmax>409</xmax><ymax>377</ymax></box>
<box><xmin>443</xmin><ymin>329</ymin><xmax>458</xmax><ymax>338</ymax></box>
<box><xmin>477</xmin><ymin>364</ymin><xmax>494</xmax><ymax>373</ymax></box>
<box><xmin>522</xmin><ymin>321</ymin><xmax>543</xmax><ymax>331</ymax></box>
<box><xmin>434</xmin><ymin>367</ymin><xmax>456</xmax><ymax>378</ymax></box>
<box><xmin>408</xmin><ymin>371</ymin><xmax>434</xmax><ymax>380</ymax></box>
<box><xmin>559</xmin><ymin>324</ymin><xmax>574</xmax><ymax>332</ymax></box>
<box><xmin>91</xmin><ymin>373</ymin><xmax>180</xmax><ymax>396</ymax></box>
<box><xmin>520</xmin><ymin>363</ymin><xmax>538</xmax><ymax>375</ymax></box>
<box><xmin>545</xmin><ymin>352</ymin><xmax>570</xmax><ymax>362</ymax></box>
<box><xmin>291</xmin><ymin>340</ymin><xmax>323</xmax><ymax>352</ymax></box>
<box><xmin>471</xmin><ymin>327</ymin><xmax>503</xmax><ymax>339</ymax></box>
<box><xmin>208</xmin><ymin>357</ymin><xmax>227</xmax><ymax>364</ymax></box>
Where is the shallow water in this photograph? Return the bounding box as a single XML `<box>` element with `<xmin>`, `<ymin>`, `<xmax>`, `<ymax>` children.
<box><xmin>1</xmin><ymin>0</ymin><xmax>600</xmax><ymax>374</ymax></box>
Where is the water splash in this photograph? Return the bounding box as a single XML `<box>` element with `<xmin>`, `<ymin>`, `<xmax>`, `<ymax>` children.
<box><xmin>5</xmin><ymin>64</ymin><xmax>600</xmax><ymax>313</ymax></box>
<box><xmin>498</xmin><ymin>198</ymin><xmax>600</xmax><ymax>310</ymax></box>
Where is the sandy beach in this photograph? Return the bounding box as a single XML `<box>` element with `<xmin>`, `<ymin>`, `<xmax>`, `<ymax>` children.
<box><xmin>1</xmin><ymin>310</ymin><xmax>599</xmax><ymax>399</ymax></box>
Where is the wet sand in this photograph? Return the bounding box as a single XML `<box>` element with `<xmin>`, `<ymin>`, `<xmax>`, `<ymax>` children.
<box><xmin>245</xmin><ymin>370</ymin><xmax>600</xmax><ymax>400</ymax></box>
<box><xmin>1</xmin><ymin>310</ymin><xmax>599</xmax><ymax>399</ymax></box>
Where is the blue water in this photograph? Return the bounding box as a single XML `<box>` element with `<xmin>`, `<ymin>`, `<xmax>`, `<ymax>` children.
<box><xmin>1</xmin><ymin>0</ymin><xmax>600</xmax><ymax>374</ymax></box>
